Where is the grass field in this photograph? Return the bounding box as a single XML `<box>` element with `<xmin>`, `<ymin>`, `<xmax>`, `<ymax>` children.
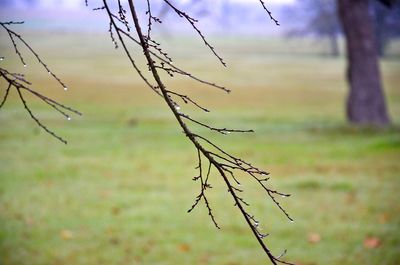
<box><xmin>0</xmin><ymin>30</ymin><xmax>400</xmax><ymax>265</ymax></box>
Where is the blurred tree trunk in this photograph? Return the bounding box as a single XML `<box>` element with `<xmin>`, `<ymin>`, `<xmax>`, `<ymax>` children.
<box><xmin>337</xmin><ymin>0</ymin><xmax>390</xmax><ymax>126</ymax></box>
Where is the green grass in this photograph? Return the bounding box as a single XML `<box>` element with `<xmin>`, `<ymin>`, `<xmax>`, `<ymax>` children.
<box><xmin>0</xmin><ymin>31</ymin><xmax>400</xmax><ymax>265</ymax></box>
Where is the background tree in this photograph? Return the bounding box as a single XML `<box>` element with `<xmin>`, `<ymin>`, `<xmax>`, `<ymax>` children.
<box><xmin>372</xmin><ymin>0</ymin><xmax>400</xmax><ymax>57</ymax></box>
<box><xmin>338</xmin><ymin>0</ymin><xmax>392</xmax><ymax>126</ymax></box>
<box><xmin>278</xmin><ymin>0</ymin><xmax>393</xmax><ymax>125</ymax></box>
<box><xmin>285</xmin><ymin>0</ymin><xmax>341</xmax><ymax>57</ymax></box>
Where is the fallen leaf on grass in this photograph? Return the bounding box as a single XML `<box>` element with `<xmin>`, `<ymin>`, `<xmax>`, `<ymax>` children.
<box><xmin>199</xmin><ymin>254</ymin><xmax>210</xmax><ymax>265</ymax></box>
<box><xmin>99</xmin><ymin>190</ymin><xmax>111</xmax><ymax>198</ymax></box>
<box><xmin>178</xmin><ymin>243</ymin><xmax>191</xmax><ymax>252</ymax></box>
<box><xmin>142</xmin><ymin>240</ymin><xmax>156</xmax><ymax>253</ymax></box>
<box><xmin>111</xmin><ymin>206</ymin><xmax>120</xmax><ymax>216</ymax></box>
<box><xmin>308</xmin><ymin>232</ymin><xmax>321</xmax><ymax>244</ymax></box>
<box><xmin>60</xmin><ymin>229</ymin><xmax>74</xmax><ymax>240</ymax></box>
<box><xmin>364</xmin><ymin>236</ymin><xmax>381</xmax><ymax>249</ymax></box>
<box><xmin>345</xmin><ymin>192</ymin><xmax>357</xmax><ymax>204</ymax></box>
<box><xmin>24</xmin><ymin>216</ymin><xmax>35</xmax><ymax>226</ymax></box>
<box><xmin>109</xmin><ymin>237</ymin><xmax>120</xmax><ymax>245</ymax></box>
<box><xmin>378</xmin><ymin>213</ymin><xmax>390</xmax><ymax>224</ymax></box>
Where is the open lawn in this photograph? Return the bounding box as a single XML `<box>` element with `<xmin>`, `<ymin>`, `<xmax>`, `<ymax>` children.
<box><xmin>0</xmin><ymin>31</ymin><xmax>399</xmax><ymax>265</ymax></box>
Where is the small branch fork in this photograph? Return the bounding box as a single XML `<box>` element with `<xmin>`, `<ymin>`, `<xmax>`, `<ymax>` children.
<box><xmin>94</xmin><ymin>1</ymin><xmax>290</xmax><ymax>264</ymax></box>
<box><xmin>0</xmin><ymin>21</ymin><xmax>81</xmax><ymax>144</ymax></box>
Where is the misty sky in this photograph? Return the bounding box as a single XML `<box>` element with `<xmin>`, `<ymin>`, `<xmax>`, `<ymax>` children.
<box><xmin>0</xmin><ymin>0</ymin><xmax>296</xmax><ymax>34</ymax></box>
<box><xmin>3</xmin><ymin>0</ymin><xmax>295</xmax><ymax>9</ymax></box>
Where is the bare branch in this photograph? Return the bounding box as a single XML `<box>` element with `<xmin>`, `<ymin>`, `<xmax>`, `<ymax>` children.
<box><xmin>162</xmin><ymin>0</ymin><xmax>226</xmax><ymax>66</ymax></box>
<box><xmin>0</xmin><ymin>22</ymin><xmax>81</xmax><ymax>143</ymax></box>
<box><xmin>118</xmin><ymin>28</ymin><xmax>231</xmax><ymax>93</ymax></box>
<box><xmin>258</xmin><ymin>0</ymin><xmax>280</xmax><ymax>26</ymax></box>
<box><xmin>0</xmin><ymin>83</ymin><xmax>11</xmax><ymax>109</ymax></box>
<box><xmin>117</xmin><ymin>1</ymin><xmax>292</xmax><ymax>264</ymax></box>
<box><xmin>1</xmin><ymin>22</ymin><xmax>68</xmax><ymax>90</ymax></box>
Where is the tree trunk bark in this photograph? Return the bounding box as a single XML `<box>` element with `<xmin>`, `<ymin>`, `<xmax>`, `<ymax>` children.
<box><xmin>337</xmin><ymin>0</ymin><xmax>390</xmax><ymax>126</ymax></box>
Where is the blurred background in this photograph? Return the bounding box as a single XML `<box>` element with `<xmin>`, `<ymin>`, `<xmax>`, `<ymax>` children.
<box><xmin>0</xmin><ymin>0</ymin><xmax>399</xmax><ymax>264</ymax></box>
